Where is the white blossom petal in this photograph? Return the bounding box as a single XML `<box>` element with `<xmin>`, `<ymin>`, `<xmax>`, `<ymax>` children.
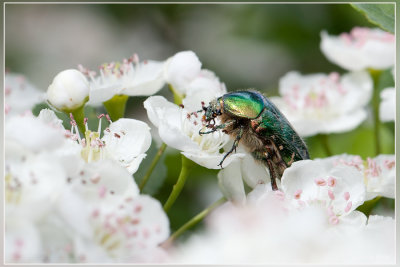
<box><xmin>5</xmin><ymin>73</ymin><xmax>45</xmax><ymax>117</ymax></box>
<box><xmin>379</xmin><ymin>87</ymin><xmax>395</xmax><ymax>122</ymax></box>
<box><xmin>217</xmin><ymin>163</ymin><xmax>246</xmax><ymax>205</ymax></box>
<box><xmin>164</xmin><ymin>50</ymin><xmax>202</xmax><ymax>95</ymax></box>
<box><xmin>320</xmin><ymin>27</ymin><xmax>395</xmax><ymax>71</ymax></box>
<box><xmin>272</xmin><ymin>70</ymin><xmax>372</xmax><ymax>137</ymax></box>
<box><xmin>102</xmin><ymin>118</ymin><xmax>152</xmax><ymax>174</ymax></box>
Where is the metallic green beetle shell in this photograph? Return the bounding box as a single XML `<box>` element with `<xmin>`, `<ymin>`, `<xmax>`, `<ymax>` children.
<box><xmin>221</xmin><ymin>91</ymin><xmax>265</xmax><ymax>119</ymax></box>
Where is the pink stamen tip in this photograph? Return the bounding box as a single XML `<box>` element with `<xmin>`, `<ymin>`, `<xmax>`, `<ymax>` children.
<box><xmin>98</xmin><ymin>186</ymin><xmax>107</xmax><ymax>198</ymax></box>
<box><xmin>343</xmin><ymin>192</ymin><xmax>350</xmax><ymax>201</ymax></box>
<box><xmin>90</xmin><ymin>174</ymin><xmax>101</xmax><ymax>184</ymax></box>
<box><xmin>97</xmin><ymin>114</ymin><xmax>105</xmax><ymax>119</ymax></box>
<box><xmin>314</xmin><ymin>178</ymin><xmax>327</xmax><ymax>186</ymax></box>
<box><xmin>69</xmin><ymin>113</ymin><xmax>75</xmax><ymax>120</ymax></box>
<box><xmin>92</xmin><ymin>209</ymin><xmax>100</xmax><ymax>218</ymax></box>
<box><xmin>328</xmin><ymin>190</ymin><xmax>335</xmax><ymax>200</ymax></box>
<box><xmin>84</xmin><ymin>118</ymin><xmax>88</xmax><ymax>124</ymax></box>
<box><xmin>294</xmin><ymin>189</ymin><xmax>302</xmax><ymax>199</ymax></box>
<box><xmin>327</xmin><ymin>176</ymin><xmax>337</xmax><ymax>187</ymax></box>
<box><xmin>329</xmin><ymin>215</ymin><xmax>339</xmax><ymax>225</ymax></box>
<box><xmin>105</xmin><ymin>114</ymin><xmax>111</xmax><ymax>122</ymax></box>
<box><xmin>131</xmin><ymin>218</ymin><xmax>140</xmax><ymax>225</ymax></box>
<box><xmin>344</xmin><ymin>201</ymin><xmax>352</xmax><ymax>213</ymax></box>
<box><xmin>134</xmin><ymin>205</ymin><xmax>142</xmax><ymax>213</ymax></box>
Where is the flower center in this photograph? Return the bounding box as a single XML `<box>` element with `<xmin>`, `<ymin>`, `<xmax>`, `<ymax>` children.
<box><xmin>182</xmin><ymin>109</ymin><xmax>229</xmax><ymax>154</ymax></box>
<box><xmin>283</xmin><ymin>72</ymin><xmax>346</xmax><ymax>120</ymax></box>
<box><xmin>69</xmin><ymin>114</ymin><xmax>111</xmax><ymax>163</ymax></box>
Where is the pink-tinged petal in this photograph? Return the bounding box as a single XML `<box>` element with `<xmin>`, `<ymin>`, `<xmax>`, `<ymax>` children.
<box><xmin>320</xmin><ymin>28</ymin><xmax>395</xmax><ymax>71</ymax></box>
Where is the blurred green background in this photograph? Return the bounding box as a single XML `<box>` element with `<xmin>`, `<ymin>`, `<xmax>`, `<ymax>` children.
<box><xmin>5</xmin><ymin>3</ymin><xmax>395</xmax><ymax>238</ymax></box>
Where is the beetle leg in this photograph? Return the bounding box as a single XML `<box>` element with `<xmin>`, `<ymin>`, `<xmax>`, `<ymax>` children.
<box><xmin>199</xmin><ymin>120</ymin><xmax>235</xmax><ymax>135</ymax></box>
<box><xmin>265</xmin><ymin>158</ymin><xmax>278</xmax><ymax>191</ymax></box>
<box><xmin>218</xmin><ymin>125</ymin><xmax>244</xmax><ymax>168</ymax></box>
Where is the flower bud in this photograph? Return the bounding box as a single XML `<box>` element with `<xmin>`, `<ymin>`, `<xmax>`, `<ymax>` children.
<box><xmin>47</xmin><ymin>69</ymin><xmax>90</xmax><ymax>112</ymax></box>
<box><xmin>164</xmin><ymin>51</ymin><xmax>202</xmax><ymax>95</ymax></box>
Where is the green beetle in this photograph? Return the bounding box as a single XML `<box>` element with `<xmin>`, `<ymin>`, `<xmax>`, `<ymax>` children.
<box><xmin>199</xmin><ymin>89</ymin><xmax>309</xmax><ymax>191</ymax></box>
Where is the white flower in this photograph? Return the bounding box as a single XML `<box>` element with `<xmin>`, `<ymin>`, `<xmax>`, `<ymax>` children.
<box><xmin>81</xmin><ymin>54</ymin><xmax>165</xmax><ymax>105</ymax></box>
<box><xmin>5</xmin><ymin>219</ymin><xmax>42</xmax><ymax>263</ymax></box>
<box><xmin>182</xmin><ymin>69</ymin><xmax>227</xmax><ymax>111</ymax></box>
<box><xmin>67</xmin><ymin>112</ymin><xmax>152</xmax><ymax>175</ymax></box>
<box><xmin>163</xmin><ymin>50</ymin><xmax>202</xmax><ymax>95</ymax></box>
<box><xmin>217</xmin><ymin>149</ymin><xmax>270</xmax><ymax>204</ymax></box>
<box><xmin>47</xmin><ymin>69</ymin><xmax>90</xmax><ymax>111</ymax></box>
<box><xmin>5</xmin><ymin>73</ymin><xmax>44</xmax><ymax>117</ymax></box>
<box><xmin>328</xmin><ymin>154</ymin><xmax>395</xmax><ymax>200</ymax></box>
<box><xmin>144</xmin><ymin>95</ymin><xmax>244</xmax><ymax>169</ymax></box>
<box><xmin>379</xmin><ymin>87</ymin><xmax>395</xmax><ymax>122</ymax></box>
<box><xmin>5</xmin><ymin>112</ymin><xmax>66</xmax><ymax>153</ymax></box>
<box><xmin>171</xmin><ymin>189</ymin><xmax>394</xmax><ymax>264</ymax></box>
<box><xmin>281</xmin><ymin>159</ymin><xmax>366</xmax><ymax>225</ymax></box>
<box><xmin>320</xmin><ymin>27</ymin><xmax>395</xmax><ymax>71</ymax></box>
<box><xmin>270</xmin><ymin>71</ymin><xmax>372</xmax><ymax>137</ymax></box>
<box><xmin>50</xmin><ymin>159</ymin><xmax>170</xmax><ymax>263</ymax></box>
<box><xmin>5</xmin><ymin>108</ymin><xmax>170</xmax><ymax>263</ymax></box>
<box><xmin>171</xmin><ymin>163</ymin><xmax>394</xmax><ymax>264</ymax></box>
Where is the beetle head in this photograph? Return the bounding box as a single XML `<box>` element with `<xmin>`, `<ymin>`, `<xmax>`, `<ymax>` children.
<box><xmin>202</xmin><ymin>98</ymin><xmax>223</xmax><ymax>124</ymax></box>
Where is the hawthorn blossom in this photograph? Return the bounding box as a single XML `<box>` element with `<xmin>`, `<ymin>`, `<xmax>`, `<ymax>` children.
<box><xmin>47</xmin><ymin>69</ymin><xmax>90</xmax><ymax>111</ymax></box>
<box><xmin>5</xmin><ymin>72</ymin><xmax>44</xmax><ymax>117</ymax></box>
<box><xmin>270</xmin><ymin>71</ymin><xmax>372</xmax><ymax>137</ymax></box>
<box><xmin>66</xmin><ymin>110</ymin><xmax>152</xmax><ymax>175</ymax></box>
<box><xmin>79</xmin><ymin>54</ymin><xmax>165</xmax><ymax>106</ymax></box>
<box><xmin>144</xmin><ymin>70</ymin><xmax>244</xmax><ymax>169</ymax></box>
<box><xmin>163</xmin><ymin>50</ymin><xmax>202</xmax><ymax>95</ymax></box>
<box><xmin>379</xmin><ymin>87</ymin><xmax>395</xmax><ymax>122</ymax></box>
<box><xmin>42</xmin><ymin>159</ymin><xmax>169</xmax><ymax>263</ymax></box>
<box><xmin>5</xmin><ymin>109</ymin><xmax>170</xmax><ymax>263</ymax></box>
<box><xmin>327</xmin><ymin>154</ymin><xmax>395</xmax><ymax>200</ymax></box>
<box><xmin>320</xmin><ymin>27</ymin><xmax>395</xmax><ymax>71</ymax></box>
<box><xmin>171</xmin><ymin>160</ymin><xmax>394</xmax><ymax>264</ymax></box>
<box><xmin>280</xmin><ymin>159</ymin><xmax>366</xmax><ymax>224</ymax></box>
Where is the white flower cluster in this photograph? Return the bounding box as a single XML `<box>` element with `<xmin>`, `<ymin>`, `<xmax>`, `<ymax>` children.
<box><xmin>5</xmin><ymin>72</ymin><xmax>45</xmax><ymax>118</ymax></box>
<box><xmin>270</xmin><ymin>27</ymin><xmax>395</xmax><ymax>137</ymax></box>
<box><xmin>5</xmin><ymin>109</ymin><xmax>169</xmax><ymax>263</ymax></box>
<box><xmin>6</xmin><ymin>40</ymin><xmax>395</xmax><ymax>264</ymax></box>
<box><xmin>171</xmin><ymin>155</ymin><xmax>395</xmax><ymax>264</ymax></box>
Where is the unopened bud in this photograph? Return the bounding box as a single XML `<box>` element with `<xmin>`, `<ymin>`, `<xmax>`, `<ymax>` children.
<box><xmin>47</xmin><ymin>69</ymin><xmax>90</xmax><ymax>112</ymax></box>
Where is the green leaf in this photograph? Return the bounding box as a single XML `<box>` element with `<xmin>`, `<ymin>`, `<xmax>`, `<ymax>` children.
<box><xmin>351</xmin><ymin>4</ymin><xmax>394</xmax><ymax>33</ymax></box>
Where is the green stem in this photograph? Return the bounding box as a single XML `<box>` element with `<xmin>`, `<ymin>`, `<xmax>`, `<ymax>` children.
<box><xmin>163</xmin><ymin>196</ymin><xmax>226</xmax><ymax>245</ymax></box>
<box><xmin>319</xmin><ymin>134</ymin><xmax>332</xmax><ymax>156</ymax></box>
<box><xmin>103</xmin><ymin>94</ymin><xmax>129</xmax><ymax>121</ymax></box>
<box><xmin>168</xmin><ymin>83</ymin><xmax>184</xmax><ymax>105</ymax></box>
<box><xmin>139</xmin><ymin>143</ymin><xmax>167</xmax><ymax>192</ymax></box>
<box><xmin>69</xmin><ymin>105</ymin><xmax>86</xmax><ymax>134</ymax></box>
<box><xmin>368</xmin><ymin>69</ymin><xmax>383</xmax><ymax>156</ymax></box>
<box><xmin>163</xmin><ymin>155</ymin><xmax>192</xmax><ymax>213</ymax></box>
